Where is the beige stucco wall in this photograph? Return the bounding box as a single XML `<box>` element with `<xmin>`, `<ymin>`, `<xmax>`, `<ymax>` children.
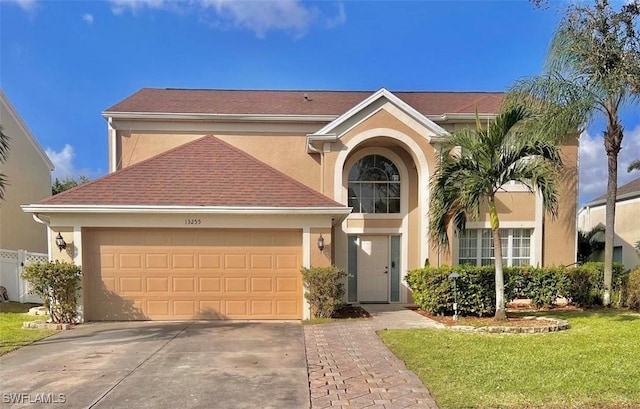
<box><xmin>0</xmin><ymin>97</ymin><xmax>51</xmax><ymax>253</ymax></box>
<box><xmin>217</xmin><ymin>135</ymin><xmax>321</xmax><ymax>192</ymax></box>
<box><xmin>117</xmin><ymin>131</ymin><xmax>322</xmax><ymax>193</ymax></box>
<box><xmin>578</xmin><ymin>198</ymin><xmax>640</xmax><ymax>270</ymax></box>
<box><xmin>475</xmin><ymin>191</ymin><xmax>537</xmax><ymax>222</ymax></box>
<box><xmin>117</xmin><ymin>132</ymin><xmax>201</xmax><ymax>169</ymax></box>
<box><xmin>543</xmin><ymin>138</ymin><xmax>579</xmax><ymax>266</ymax></box>
<box><xmin>310</xmin><ymin>227</ymin><xmax>332</xmax><ymax>268</ymax></box>
<box><xmin>49</xmin><ymin>227</ymin><xmax>73</xmax><ymax>262</ymax></box>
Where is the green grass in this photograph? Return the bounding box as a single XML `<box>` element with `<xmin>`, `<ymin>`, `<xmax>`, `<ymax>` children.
<box><xmin>0</xmin><ymin>302</ymin><xmax>57</xmax><ymax>356</ymax></box>
<box><xmin>380</xmin><ymin>309</ymin><xmax>640</xmax><ymax>409</ymax></box>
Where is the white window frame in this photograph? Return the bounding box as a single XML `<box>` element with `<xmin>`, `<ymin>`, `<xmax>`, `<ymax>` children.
<box><xmin>456</xmin><ymin>228</ymin><xmax>534</xmax><ymax>267</ymax></box>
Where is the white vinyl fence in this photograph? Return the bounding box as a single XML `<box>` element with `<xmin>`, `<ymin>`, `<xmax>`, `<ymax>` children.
<box><xmin>0</xmin><ymin>249</ymin><xmax>48</xmax><ymax>303</ymax></box>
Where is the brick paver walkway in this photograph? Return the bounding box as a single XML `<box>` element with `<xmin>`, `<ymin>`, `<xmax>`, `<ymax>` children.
<box><xmin>304</xmin><ymin>304</ymin><xmax>442</xmax><ymax>409</ymax></box>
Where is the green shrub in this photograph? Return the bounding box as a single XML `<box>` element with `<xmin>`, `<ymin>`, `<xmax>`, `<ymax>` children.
<box><xmin>301</xmin><ymin>266</ymin><xmax>347</xmax><ymax>318</ymax></box>
<box><xmin>573</xmin><ymin>262</ymin><xmax>629</xmax><ymax>307</ymax></box>
<box><xmin>22</xmin><ymin>260</ymin><xmax>82</xmax><ymax>323</ymax></box>
<box><xmin>627</xmin><ymin>269</ymin><xmax>640</xmax><ymax>311</ymax></box>
<box><xmin>406</xmin><ymin>262</ymin><xmax>630</xmax><ymax>317</ymax></box>
<box><xmin>519</xmin><ymin>267</ymin><xmax>569</xmax><ymax>308</ymax></box>
<box><xmin>406</xmin><ymin>265</ymin><xmax>496</xmax><ymax>317</ymax></box>
<box><xmin>565</xmin><ymin>268</ymin><xmax>596</xmax><ymax>306</ymax></box>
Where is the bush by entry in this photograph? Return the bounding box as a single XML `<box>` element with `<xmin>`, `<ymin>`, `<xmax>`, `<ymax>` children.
<box><xmin>406</xmin><ymin>262</ymin><xmax>629</xmax><ymax>317</ymax></box>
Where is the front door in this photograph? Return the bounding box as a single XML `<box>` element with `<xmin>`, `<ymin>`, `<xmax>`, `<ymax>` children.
<box><xmin>357</xmin><ymin>236</ymin><xmax>389</xmax><ymax>302</ymax></box>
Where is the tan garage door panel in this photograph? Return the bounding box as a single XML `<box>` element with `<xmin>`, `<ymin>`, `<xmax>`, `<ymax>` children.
<box><xmin>84</xmin><ymin>229</ymin><xmax>302</xmax><ymax>320</ymax></box>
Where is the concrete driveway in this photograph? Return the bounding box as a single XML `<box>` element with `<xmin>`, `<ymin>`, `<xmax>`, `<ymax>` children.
<box><xmin>0</xmin><ymin>321</ymin><xmax>309</xmax><ymax>409</ymax></box>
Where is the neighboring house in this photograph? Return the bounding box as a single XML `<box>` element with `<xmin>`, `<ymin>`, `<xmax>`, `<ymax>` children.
<box><xmin>0</xmin><ymin>89</ymin><xmax>53</xmax><ymax>253</ymax></box>
<box><xmin>22</xmin><ymin>88</ymin><xmax>578</xmax><ymax>321</ymax></box>
<box><xmin>578</xmin><ymin>177</ymin><xmax>640</xmax><ymax>271</ymax></box>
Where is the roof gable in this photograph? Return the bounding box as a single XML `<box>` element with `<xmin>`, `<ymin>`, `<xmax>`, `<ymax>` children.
<box><xmin>0</xmin><ymin>89</ymin><xmax>54</xmax><ymax>171</ymax></box>
<box><xmin>308</xmin><ymin>88</ymin><xmax>449</xmax><ymax>142</ymax></box>
<box><xmin>41</xmin><ymin>136</ymin><xmax>345</xmax><ymax>208</ymax></box>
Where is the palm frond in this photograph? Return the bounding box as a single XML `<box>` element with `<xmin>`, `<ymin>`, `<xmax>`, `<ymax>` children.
<box><xmin>0</xmin><ymin>125</ymin><xmax>9</xmax><ymax>163</ymax></box>
<box><xmin>430</xmin><ymin>105</ymin><xmax>563</xmax><ymax>248</ymax></box>
<box><xmin>0</xmin><ymin>125</ymin><xmax>9</xmax><ymax>200</ymax></box>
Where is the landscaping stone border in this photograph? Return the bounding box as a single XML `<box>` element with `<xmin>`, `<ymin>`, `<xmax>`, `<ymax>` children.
<box><xmin>23</xmin><ymin>321</ymin><xmax>72</xmax><ymax>330</ymax></box>
<box><xmin>449</xmin><ymin>316</ymin><xmax>570</xmax><ymax>334</ymax></box>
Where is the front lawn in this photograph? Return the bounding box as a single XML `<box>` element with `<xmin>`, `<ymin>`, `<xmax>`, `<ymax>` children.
<box><xmin>0</xmin><ymin>302</ymin><xmax>57</xmax><ymax>356</ymax></box>
<box><xmin>380</xmin><ymin>309</ymin><xmax>640</xmax><ymax>409</ymax></box>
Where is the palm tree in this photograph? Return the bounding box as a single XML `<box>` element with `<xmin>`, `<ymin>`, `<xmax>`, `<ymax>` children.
<box><xmin>509</xmin><ymin>0</ymin><xmax>640</xmax><ymax>306</ymax></box>
<box><xmin>629</xmin><ymin>159</ymin><xmax>640</xmax><ymax>173</ymax></box>
<box><xmin>430</xmin><ymin>106</ymin><xmax>562</xmax><ymax>320</ymax></box>
<box><xmin>0</xmin><ymin>125</ymin><xmax>9</xmax><ymax>200</ymax></box>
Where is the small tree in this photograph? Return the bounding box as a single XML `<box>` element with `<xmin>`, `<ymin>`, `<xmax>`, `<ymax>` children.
<box><xmin>52</xmin><ymin>176</ymin><xmax>90</xmax><ymax>195</ymax></box>
<box><xmin>22</xmin><ymin>261</ymin><xmax>82</xmax><ymax>324</ymax></box>
<box><xmin>430</xmin><ymin>106</ymin><xmax>562</xmax><ymax>320</ymax></box>
<box><xmin>301</xmin><ymin>266</ymin><xmax>346</xmax><ymax>318</ymax></box>
<box><xmin>577</xmin><ymin>226</ymin><xmax>605</xmax><ymax>264</ymax></box>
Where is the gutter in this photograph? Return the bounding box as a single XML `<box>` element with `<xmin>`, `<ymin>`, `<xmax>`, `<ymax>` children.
<box><xmin>426</xmin><ymin>113</ymin><xmax>497</xmax><ymax>122</ymax></box>
<box><xmin>103</xmin><ymin>111</ymin><xmax>498</xmax><ymax>125</ymax></box>
<box><xmin>103</xmin><ymin>111</ymin><xmax>338</xmax><ymax>123</ymax></box>
<box><xmin>306</xmin><ymin>134</ymin><xmax>338</xmax><ymax>153</ymax></box>
<box><xmin>22</xmin><ymin>204</ymin><xmax>352</xmax><ymax>216</ymax></box>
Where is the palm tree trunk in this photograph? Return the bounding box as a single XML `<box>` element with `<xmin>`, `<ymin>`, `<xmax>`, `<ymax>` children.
<box><xmin>603</xmin><ymin>115</ymin><xmax>623</xmax><ymax>307</ymax></box>
<box><xmin>489</xmin><ymin>196</ymin><xmax>507</xmax><ymax>320</ymax></box>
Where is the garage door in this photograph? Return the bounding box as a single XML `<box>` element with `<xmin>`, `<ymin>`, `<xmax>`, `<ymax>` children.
<box><xmin>83</xmin><ymin>228</ymin><xmax>302</xmax><ymax>320</ymax></box>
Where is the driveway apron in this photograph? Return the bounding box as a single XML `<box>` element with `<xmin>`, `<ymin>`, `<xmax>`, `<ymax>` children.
<box><xmin>304</xmin><ymin>304</ymin><xmax>441</xmax><ymax>409</ymax></box>
<box><xmin>0</xmin><ymin>321</ymin><xmax>309</xmax><ymax>409</ymax></box>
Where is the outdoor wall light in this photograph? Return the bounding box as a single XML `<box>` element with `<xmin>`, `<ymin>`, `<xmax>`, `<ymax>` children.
<box><xmin>55</xmin><ymin>232</ymin><xmax>67</xmax><ymax>252</ymax></box>
<box><xmin>317</xmin><ymin>234</ymin><xmax>325</xmax><ymax>252</ymax></box>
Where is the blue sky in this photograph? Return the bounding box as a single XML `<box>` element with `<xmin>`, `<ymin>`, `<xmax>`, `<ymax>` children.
<box><xmin>1</xmin><ymin>0</ymin><xmax>638</xmax><ymax>205</ymax></box>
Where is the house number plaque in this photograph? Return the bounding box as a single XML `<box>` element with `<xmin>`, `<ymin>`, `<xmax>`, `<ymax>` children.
<box><xmin>184</xmin><ymin>219</ymin><xmax>202</xmax><ymax>225</ymax></box>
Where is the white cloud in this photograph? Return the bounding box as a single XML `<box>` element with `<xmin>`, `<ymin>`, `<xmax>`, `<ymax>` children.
<box><xmin>3</xmin><ymin>0</ymin><xmax>38</xmax><ymax>12</ymax></box>
<box><xmin>326</xmin><ymin>2</ymin><xmax>346</xmax><ymax>29</ymax></box>
<box><xmin>202</xmin><ymin>0</ymin><xmax>315</xmax><ymax>38</ymax></box>
<box><xmin>82</xmin><ymin>13</ymin><xmax>94</xmax><ymax>25</ymax></box>
<box><xmin>46</xmin><ymin>144</ymin><xmax>77</xmax><ymax>180</ymax></box>
<box><xmin>109</xmin><ymin>0</ymin><xmax>167</xmax><ymax>15</ymax></box>
<box><xmin>107</xmin><ymin>0</ymin><xmax>345</xmax><ymax>37</ymax></box>
<box><xmin>579</xmin><ymin>125</ymin><xmax>640</xmax><ymax>204</ymax></box>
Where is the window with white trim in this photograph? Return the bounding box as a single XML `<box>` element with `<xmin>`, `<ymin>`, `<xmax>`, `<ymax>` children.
<box><xmin>458</xmin><ymin>228</ymin><xmax>532</xmax><ymax>267</ymax></box>
<box><xmin>348</xmin><ymin>155</ymin><xmax>401</xmax><ymax>214</ymax></box>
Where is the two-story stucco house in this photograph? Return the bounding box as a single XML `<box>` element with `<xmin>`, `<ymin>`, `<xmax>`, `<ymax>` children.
<box><xmin>22</xmin><ymin>88</ymin><xmax>578</xmax><ymax>321</ymax></box>
<box><xmin>1</xmin><ymin>89</ymin><xmax>53</xmax><ymax>254</ymax></box>
<box><xmin>578</xmin><ymin>177</ymin><xmax>640</xmax><ymax>270</ymax></box>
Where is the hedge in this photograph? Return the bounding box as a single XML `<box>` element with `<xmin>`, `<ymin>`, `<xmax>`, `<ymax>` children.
<box><xmin>406</xmin><ymin>262</ymin><xmax>628</xmax><ymax>317</ymax></box>
<box><xmin>628</xmin><ymin>269</ymin><xmax>640</xmax><ymax>311</ymax></box>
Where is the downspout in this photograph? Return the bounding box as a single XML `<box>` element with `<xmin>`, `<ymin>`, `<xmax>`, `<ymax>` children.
<box><xmin>306</xmin><ymin>138</ymin><xmax>324</xmax><ymax>194</ymax></box>
<box><xmin>108</xmin><ymin>117</ymin><xmax>117</xmax><ymax>173</ymax></box>
<box><xmin>32</xmin><ymin>214</ymin><xmax>52</xmax><ymax>261</ymax></box>
<box><xmin>32</xmin><ymin>213</ymin><xmax>50</xmax><ymax>226</ymax></box>
<box><xmin>306</xmin><ymin>134</ymin><xmax>338</xmax><ymax>195</ymax></box>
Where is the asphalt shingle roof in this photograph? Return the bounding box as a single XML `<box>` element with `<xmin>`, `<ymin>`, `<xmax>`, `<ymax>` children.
<box><xmin>104</xmin><ymin>88</ymin><xmax>504</xmax><ymax>116</ymax></box>
<box><xmin>41</xmin><ymin>136</ymin><xmax>345</xmax><ymax>208</ymax></box>
<box><xmin>586</xmin><ymin>177</ymin><xmax>640</xmax><ymax>206</ymax></box>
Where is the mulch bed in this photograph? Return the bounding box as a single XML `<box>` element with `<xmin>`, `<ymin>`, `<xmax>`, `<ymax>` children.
<box><xmin>331</xmin><ymin>305</ymin><xmax>371</xmax><ymax>319</ymax></box>
<box><xmin>408</xmin><ymin>307</ymin><xmax>560</xmax><ymax>327</ymax></box>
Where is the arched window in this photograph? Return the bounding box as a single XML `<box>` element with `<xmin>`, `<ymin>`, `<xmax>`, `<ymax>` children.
<box><xmin>348</xmin><ymin>155</ymin><xmax>401</xmax><ymax>214</ymax></box>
